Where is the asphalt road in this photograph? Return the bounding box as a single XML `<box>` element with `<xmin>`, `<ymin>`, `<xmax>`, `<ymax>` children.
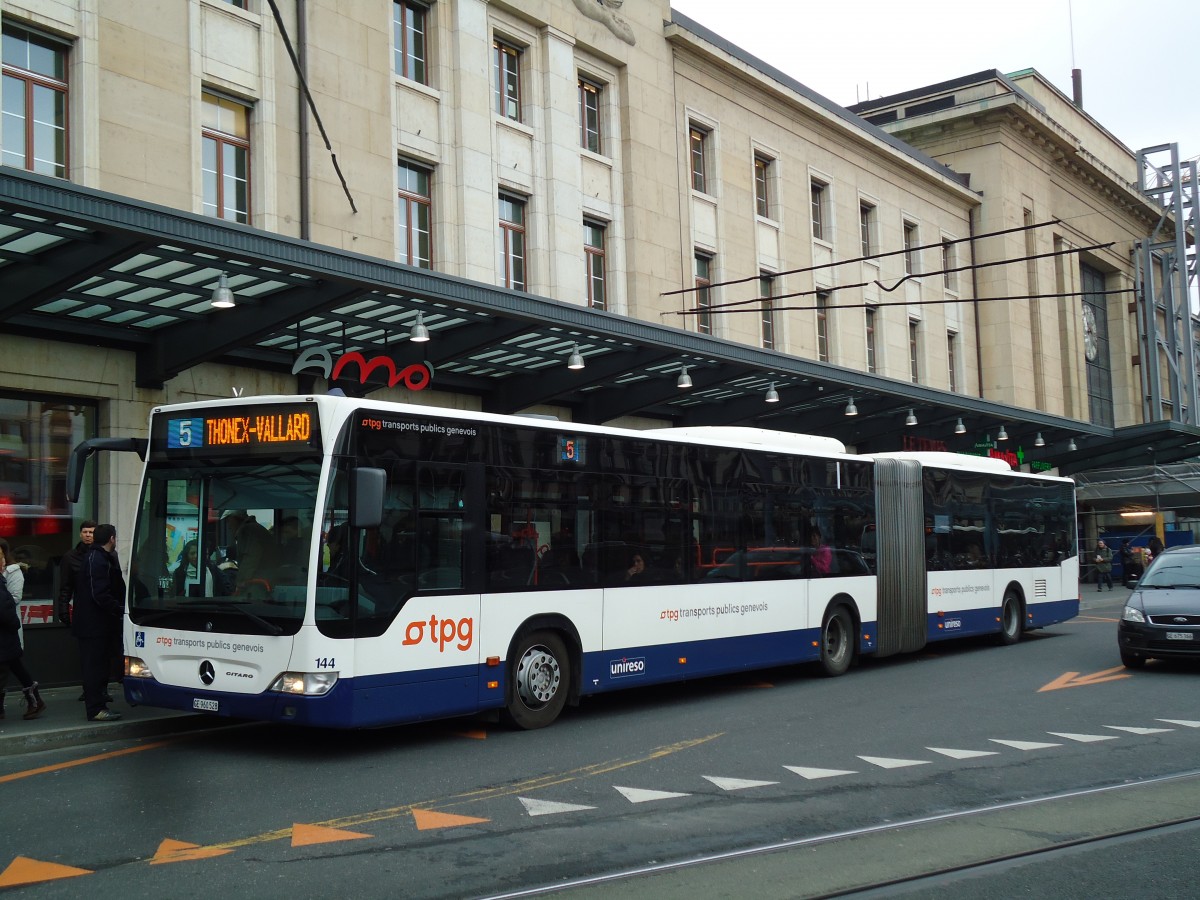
<box><xmin>3</xmin><ymin>586</ymin><xmax>1198</xmax><ymax>898</ymax></box>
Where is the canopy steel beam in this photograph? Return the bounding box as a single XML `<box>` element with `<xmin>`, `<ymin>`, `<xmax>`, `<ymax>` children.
<box><xmin>136</xmin><ymin>281</ymin><xmax>363</xmax><ymax>387</ymax></box>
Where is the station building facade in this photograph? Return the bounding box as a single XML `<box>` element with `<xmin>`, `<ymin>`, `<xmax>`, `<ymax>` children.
<box><xmin>0</xmin><ymin>0</ymin><xmax>1190</xmax><ymax>680</ymax></box>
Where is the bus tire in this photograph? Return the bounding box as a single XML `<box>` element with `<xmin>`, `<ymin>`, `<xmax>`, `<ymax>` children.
<box><xmin>998</xmin><ymin>590</ymin><xmax>1023</xmax><ymax>645</ymax></box>
<box><xmin>819</xmin><ymin>606</ymin><xmax>854</xmax><ymax>677</ymax></box>
<box><xmin>505</xmin><ymin>630</ymin><xmax>570</xmax><ymax>730</ymax></box>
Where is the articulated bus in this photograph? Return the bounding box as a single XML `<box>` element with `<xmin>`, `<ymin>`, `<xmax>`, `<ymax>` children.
<box><xmin>103</xmin><ymin>394</ymin><xmax>1078</xmax><ymax>729</ymax></box>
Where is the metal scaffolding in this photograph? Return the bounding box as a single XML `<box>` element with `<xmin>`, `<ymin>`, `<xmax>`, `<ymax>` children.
<box><xmin>1135</xmin><ymin>144</ymin><xmax>1199</xmax><ymax>424</ymax></box>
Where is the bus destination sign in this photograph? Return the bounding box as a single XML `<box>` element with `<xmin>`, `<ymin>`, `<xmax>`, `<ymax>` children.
<box><xmin>161</xmin><ymin>405</ymin><xmax>318</xmax><ymax>455</ymax></box>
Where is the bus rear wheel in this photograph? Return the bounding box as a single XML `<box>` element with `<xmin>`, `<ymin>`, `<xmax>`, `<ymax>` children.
<box><xmin>819</xmin><ymin>606</ymin><xmax>854</xmax><ymax>677</ymax></box>
<box><xmin>505</xmin><ymin>631</ymin><xmax>570</xmax><ymax>730</ymax></box>
<box><xmin>998</xmin><ymin>590</ymin><xmax>1023</xmax><ymax>645</ymax></box>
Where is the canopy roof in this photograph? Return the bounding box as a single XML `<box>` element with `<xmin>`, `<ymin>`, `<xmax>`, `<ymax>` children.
<box><xmin>2</xmin><ymin>167</ymin><xmax>1195</xmax><ymax>476</ymax></box>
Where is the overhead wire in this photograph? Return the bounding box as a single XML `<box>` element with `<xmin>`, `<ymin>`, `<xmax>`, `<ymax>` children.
<box><xmin>672</xmin><ymin>241</ymin><xmax>1117</xmax><ymax>317</ymax></box>
<box><xmin>661</xmin><ymin>218</ymin><xmax>1066</xmax><ymax>298</ymax></box>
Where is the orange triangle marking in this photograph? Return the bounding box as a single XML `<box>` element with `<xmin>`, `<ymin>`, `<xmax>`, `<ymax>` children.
<box><xmin>412</xmin><ymin>809</ymin><xmax>490</xmax><ymax>831</ymax></box>
<box><xmin>150</xmin><ymin>838</ymin><xmax>233</xmax><ymax>865</ymax></box>
<box><xmin>291</xmin><ymin>823</ymin><xmax>373</xmax><ymax>847</ymax></box>
<box><xmin>0</xmin><ymin>856</ymin><xmax>91</xmax><ymax>887</ymax></box>
<box><xmin>454</xmin><ymin>729</ymin><xmax>488</xmax><ymax>740</ymax></box>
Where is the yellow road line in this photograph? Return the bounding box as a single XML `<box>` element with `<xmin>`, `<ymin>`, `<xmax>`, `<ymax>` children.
<box><xmin>0</xmin><ymin>740</ymin><xmax>171</xmax><ymax>784</ymax></box>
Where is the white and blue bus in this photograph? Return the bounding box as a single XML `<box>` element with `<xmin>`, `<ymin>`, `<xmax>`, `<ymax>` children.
<box><xmin>100</xmin><ymin>394</ymin><xmax>1078</xmax><ymax>729</ymax></box>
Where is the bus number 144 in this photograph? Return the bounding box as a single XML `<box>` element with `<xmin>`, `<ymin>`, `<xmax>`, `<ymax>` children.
<box><xmin>315</xmin><ymin>658</ymin><xmax>336</xmax><ymax>669</ymax></box>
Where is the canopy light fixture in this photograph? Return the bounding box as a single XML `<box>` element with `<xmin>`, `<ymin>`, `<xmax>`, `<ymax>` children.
<box><xmin>408</xmin><ymin>311</ymin><xmax>430</xmax><ymax>343</ymax></box>
<box><xmin>210</xmin><ymin>272</ymin><xmax>235</xmax><ymax>309</ymax></box>
<box><xmin>1034</xmin><ymin>432</ymin><xmax>1045</xmax><ymax>447</ymax></box>
<box><xmin>765</xmin><ymin>382</ymin><xmax>779</xmax><ymax>403</ymax></box>
<box><xmin>844</xmin><ymin>396</ymin><xmax>858</xmax><ymax>416</ymax></box>
<box><xmin>677</xmin><ymin>366</ymin><xmax>692</xmax><ymax>389</ymax></box>
<box><xmin>567</xmin><ymin>344</ymin><xmax>585</xmax><ymax>370</ymax></box>
<box><xmin>997</xmin><ymin>425</ymin><xmax>1009</xmax><ymax>441</ymax></box>
<box><xmin>1067</xmin><ymin>438</ymin><xmax>1078</xmax><ymax>451</ymax></box>
<box><xmin>954</xmin><ymin>418</ymin><xmax>966</xmax><ymax>435</ymax></box>
<box><xmin>905</xmin><ymin>409</ymin><xmax>917</xmax><ymax>426</ymax></box>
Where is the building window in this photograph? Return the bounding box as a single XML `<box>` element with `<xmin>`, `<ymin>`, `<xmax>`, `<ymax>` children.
<box><xmin>219</xmin><ymin>0</ymin><xmax>248</xmax><ymax>7</ymax></box>
<box><xmin>754</xmin><ymin>155</ymin><xmax>771</xmax><ymax>218</ymax></box>
<box><xmin>397</xmin><ymin>160</ymin><xmax>431</xmax><ymax>268</ymax></box>
<box><xmin>498</xmin><ymin>194</ymin><xmax>526</xmax><ymax>290</ymax></box>
<box><xmin>942</xmin><ymin>239</ymin><xmax>957</xmax><ymax>291</ymax></box>
<box><xmin>811</xmin><ymin>180</ymin><xmax>828</xmax><ymax>241</ymax></box>
<box><xmin>947</xmin><ymin>330</ymin><xmax>958</xmax><ymax>392</ymax></box>
<box><xmin>865</xmin><ymin>307</ymin><xmax>877</xmax><ymax>373</ymax></box>
<box><xmin>0</xmin><ymin>392</ymin><xmax>96</xmax><ymax>629</ymax></box>
<box><xmin>759</xmin><ymin>274</ymin><xmax>775</xmax><ymax>349</ymax></box>
<box><xmin>493</xmin><ymin>40</ymin><xmax>521</xmax><ymax>121</ymax></box>
<box><xmin>903</xmin><ymin>221</ymin><xmax>919</xmax><ymax>275</ymax></box>
<box><xmin>579</xmin><ymin>78</ymin><xmax>601</xmax><ymax>154</ymax></box>
<box><xmin>1081</xmin><ymin>263</ymin><xmax>1114</xmax><ymax>427</ymax></box>
<box><xmin>1</xmin><ymin>25</ymin><xmax>68</xmax><ymax>178</ymax></box>
<box><xmin>393</xmin><ymin>1</ymin><xmax>428</xmax><ymax>85</ymax></box>
<box><xmin>584</xmin><ymin>220</ymin><xmax>606</xmax><ymax>310</ymax></box>
<box><xmin>859</xmin><ymin>203</ymin><xmax>875</xmax><ymax>257</ymax></box>
<box><xmin>695</xmin><ymin>253</ymin><xmax>712</xmax><ymax>335</ymax></box>
<box><xmin>909</xmin><ymin>319</ymin><xmax>920</xmax><ymax>383</ymax></box>
<box><xmin>816</xmin><ymin>290</ymin><xmax>830</xmax><ymax>362</ymax></box>
<box><xmin>201</xmin><ymin>92</ymin><xmax>250</xmax><ymax>223</ymax></box>
<box><xmin>689</xmin><ymin>125</ymin><xmax>709</xmax><ymax>193</ymax></box>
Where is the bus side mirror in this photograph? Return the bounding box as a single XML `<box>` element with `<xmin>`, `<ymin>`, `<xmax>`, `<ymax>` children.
<box><xmin>352</xmin><ymin>467</ymin><xmax>386</xmax><ymax>529</ymax></box>
<box><xmin>66</xmin><ymin>437</ymin><xmax>148</xmax><ymax>504</ymax></box>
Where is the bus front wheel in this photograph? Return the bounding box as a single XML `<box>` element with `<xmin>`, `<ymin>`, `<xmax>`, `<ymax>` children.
<box><xmin>819</xmin><ymin>606</ymin><xmax>854</xmax><ymax>677</ymax></box>
<box><xmin>998</xmin><ymin>591</ymin><xmax>1023</xmax><ymax>645</ymax></box>
<box><xmin>506</xmin><ymin>631</ymin><xmax>570</xmax><ymax>730</ymax></box>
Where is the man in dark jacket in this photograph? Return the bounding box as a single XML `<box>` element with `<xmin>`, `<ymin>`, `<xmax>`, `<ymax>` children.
<box><xmin>73</xmin><ymin>523</ymin><xmax>125</xmax><ymax>722</ymax></box>
<box><xmin>56</xmin><ymin>520</ymin><xmax>97</xmax><ymax>625</ymax></box>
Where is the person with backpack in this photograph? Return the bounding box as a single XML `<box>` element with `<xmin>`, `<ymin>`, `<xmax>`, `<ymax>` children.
<box><xmin>0</xmin><ymin>542</ymin><xmax>46</xmax><ymax>721</ymax></box>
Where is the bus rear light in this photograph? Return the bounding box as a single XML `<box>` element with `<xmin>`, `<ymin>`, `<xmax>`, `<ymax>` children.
<box><xmin>486</xmin><ymin>656</ymin><xmax>500</xmax><ymax>667</ymax></box>
<box><xmin>268</xmin><ymin>671</ymin><xmax>338</xmax><ymax>696</ymax></box>
<box><xmin>125</xmin><ymin>656</ymin><xmax>152</xmax><ymax>679</ymax></box>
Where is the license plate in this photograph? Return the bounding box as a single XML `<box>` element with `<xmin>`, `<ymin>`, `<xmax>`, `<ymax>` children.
<box><xmin>1165</xmin><ymin>632</ymin><xmax>1194</xmax><ymax>641</ymax></box>
<box><xmin>193</xmin><ymin>698</ymin><xmax>219</xmax><ymax>711</ymax></box>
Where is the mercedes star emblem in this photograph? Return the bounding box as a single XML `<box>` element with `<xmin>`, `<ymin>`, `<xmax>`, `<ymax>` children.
<box><xmin>199</xmin><ymin>660</ymin><xmax>216</xmax><ymax>686</ymax></box>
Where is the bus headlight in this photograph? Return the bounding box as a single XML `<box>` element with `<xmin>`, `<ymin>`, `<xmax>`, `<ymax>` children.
<box><xmin>125</xmin><ymin>656</ymin><xmax>153</xmax><ymax>679</ymax></box>
<box><xmin>268</xmin><ymin>671</ymin><xmax>339</xmax><ymax>696</ymax></box>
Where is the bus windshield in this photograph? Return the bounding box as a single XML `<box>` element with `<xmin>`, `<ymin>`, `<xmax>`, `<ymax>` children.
<box><xmin>128</xmin><ymin>459</ymin><xmax>322</xmax><ymax>636</ymax></box>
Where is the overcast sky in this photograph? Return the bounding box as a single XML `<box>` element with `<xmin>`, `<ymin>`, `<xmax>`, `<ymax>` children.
<box><xmin>671</xmin><ymin>0</ymin><xmax>1199</xmax><ymax>168</ymax></box>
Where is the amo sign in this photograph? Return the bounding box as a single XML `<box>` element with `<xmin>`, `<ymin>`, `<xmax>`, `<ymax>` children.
<box><xmin>292</xmin><ymin>348</ymin><xmax>432</xmax><ymax>390</ymax></box>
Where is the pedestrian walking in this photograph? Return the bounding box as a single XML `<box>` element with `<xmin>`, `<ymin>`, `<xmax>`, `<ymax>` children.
<box><xmin>0</xmin><ymin>543</ymin><xmax>46</xmax><ymax>720</ymax></box>
<box><xmin>1094</xmin><ymin>539</ymin><xmax>1113</xmax><ymax>590</ymax></box>
<box><xmin>72</xmin><ymin>523</ymin><xmax>125</xmax><ymax>722</ymax></box>
<box><xmin>0</xmin><ymin>537</ymin><xmax>27</xmax><ymax>648</ymax></box>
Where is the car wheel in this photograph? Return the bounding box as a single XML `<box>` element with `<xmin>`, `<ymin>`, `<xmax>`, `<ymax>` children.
<box><xmin>505</xmin><ymin>630</ymin><xmax>570</xmax><ymax>730</ymax></box>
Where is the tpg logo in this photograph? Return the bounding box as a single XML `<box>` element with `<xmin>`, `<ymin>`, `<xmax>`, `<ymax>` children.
<box><xmin>609</xmin><ymin>657</ymin><xmax>646</xmax><ymax>678</ymax></box>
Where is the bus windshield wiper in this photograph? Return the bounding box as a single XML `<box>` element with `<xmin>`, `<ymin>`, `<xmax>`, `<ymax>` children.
<box><xmin>181</xmin><ymin>599</ymin><xmax>284</xmax><ymax>636</ymax></box>
<box><xmin>138</xmin><ymin>599</ymin><xmax>284</xmax><ymax>635</ymax></box>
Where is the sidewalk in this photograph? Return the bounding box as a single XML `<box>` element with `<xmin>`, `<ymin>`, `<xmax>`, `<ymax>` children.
<box><xmin>0</xmin><ymin>684</ymin><xmax>234</xmax><ymax>757</ymax></box>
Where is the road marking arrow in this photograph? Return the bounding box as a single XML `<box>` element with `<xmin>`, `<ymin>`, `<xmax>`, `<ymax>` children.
<box><xmin>1037</xmin><ymin>666</ymin><xmax>1131</xmax><ymax>692</ymax></box>
<box><xmin>0</xmin><ymin>857</ymin><xmax>91</xmax><ymax>888</ymax></box>
<box><xmin>291</xmin><ymin>823</ymin><xmax>372</xmax><ymax>847</ymax></box>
